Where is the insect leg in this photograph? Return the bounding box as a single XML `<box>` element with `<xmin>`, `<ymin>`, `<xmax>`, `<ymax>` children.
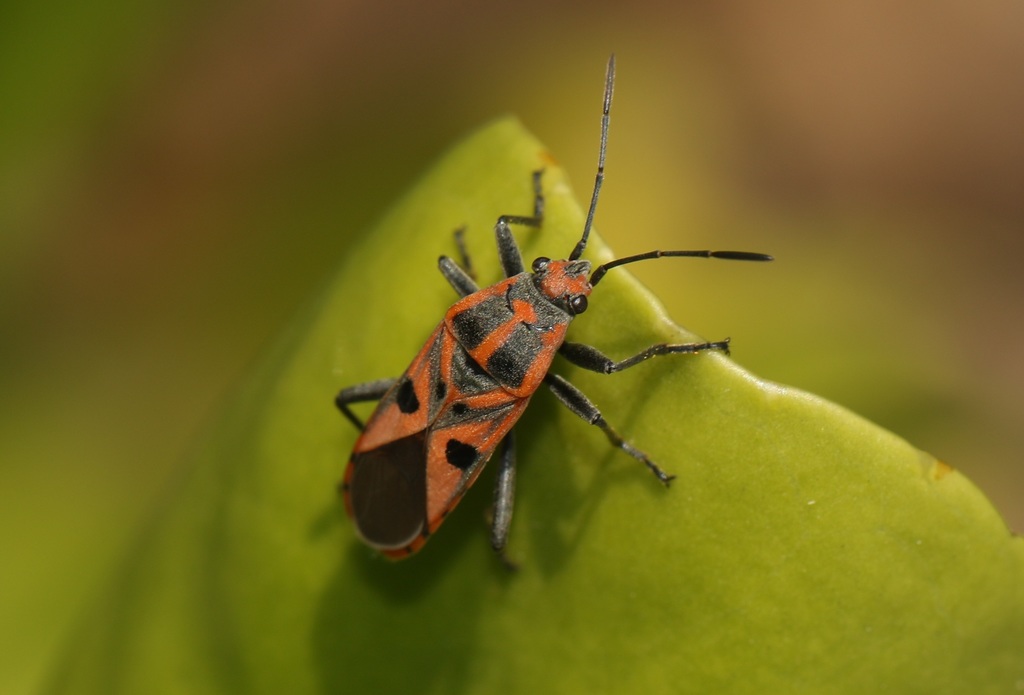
<box><xmin>495</xmin><ymin>169</ymin><xmax>545</xmax><ymax>278</ymax></box>
<box><xmin>452</xmin><ymin>226</ymin><xmax>477</xmax><ymax>281</ymax></box>
<box><xmin>544</xmin><ymin>373</ymin><xmax>674</xmax><ymax>486</ymax></box>
<box><xmin>490</xmin><ymin>432</ymin><xmax>518</xmax><ymax>569</ymax></box>
<box><xmin>558</xmin><ymin>338</ymin><xmax>731</xmax><ymax>374</ymax></box>
<box><xmin>334</xmin><ymin>378</ymin><xmax>397</xmax><ymax>431</ymax></box>
<box><xmin>438</xmin><ymin>254</ymin><xmax>479</xmax><ymax>298</ymax></box>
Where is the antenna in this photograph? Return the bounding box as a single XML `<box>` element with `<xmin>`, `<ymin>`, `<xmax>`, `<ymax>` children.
<box><xmin>567</xmin><ymin>56</ymin><xmax>774</xmax><ymax>283</ymax></box>
<box><xmin>590</xmin><ymin>250</ymin><xmax>773</xmax><ymax>287</ymax></box>
<box><xmin>568</xmin><ymin>54</ymin><xmax>615</xmax><ymax>262</ymax></box>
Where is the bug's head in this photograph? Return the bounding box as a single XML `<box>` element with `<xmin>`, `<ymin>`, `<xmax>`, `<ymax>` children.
<box><xmin>530</xmin><ymin>256</ymin><xmax>593</xmax><ymax>315</ymax></box>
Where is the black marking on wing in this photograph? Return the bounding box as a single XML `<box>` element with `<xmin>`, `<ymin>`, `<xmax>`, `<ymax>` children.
<box><xmin>396</xmin><ymin>377</ymin><xmax>420</xmax><ymax>414</ymax></box>
<box><xmin>445</xmin><ymin>438</ymin><xmax>478</xmax><ymax>470</ymax></box>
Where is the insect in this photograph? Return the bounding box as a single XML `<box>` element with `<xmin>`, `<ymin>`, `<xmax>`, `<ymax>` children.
<box><xmin>335</xmin><ymin>55</ymin><xmax>772</xmax><ymax>563</ymax></box>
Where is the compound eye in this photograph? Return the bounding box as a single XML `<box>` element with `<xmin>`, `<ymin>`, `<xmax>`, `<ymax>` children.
<box><xmin>569</xmin><ymin>294</ymin><xmax>588</xmax><ymax>315</ymax></box>
<box><xmin>532</xmin><ymin>257</ymin><xmax>551</xmax><ymax>273</ymax></box>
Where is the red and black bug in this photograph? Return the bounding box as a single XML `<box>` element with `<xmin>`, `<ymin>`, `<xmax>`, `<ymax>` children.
<box><xmin>335</xmin><ymin>56</ymin><xmax>772</xmax><ymax>562</ymax></box>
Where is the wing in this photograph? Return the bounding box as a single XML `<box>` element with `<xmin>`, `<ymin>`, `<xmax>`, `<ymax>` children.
<box><xmin>349</xmin><ymin>324</ymin><xmax>445</xmax><ymax>455</ymax></box>
<box><xmin>343</xmin><ymin>324</ymin><xmax>445</xmax><ymax>554</ymax></box>
<box><xmin>343</xmin><ymin>322</ymin><xmax>529</xmax><ymax>558</ymax></box>
<box><xmin>421</xmin><ymin>383</ymin><xmax>528</xmax><ymax>545</ymax></box>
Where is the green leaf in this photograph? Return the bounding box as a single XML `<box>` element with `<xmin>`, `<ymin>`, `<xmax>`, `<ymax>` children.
<box><xmin>48</xmin><ymin>118</ymin><xmax>1024</xmax><ymax>694</ymax></box>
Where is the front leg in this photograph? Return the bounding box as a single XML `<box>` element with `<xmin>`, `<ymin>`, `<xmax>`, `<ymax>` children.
<box><xmin>495</xmin><ymin>169</ymin><xmax>545</xmax><ymax>278</ymax></box>
<box><xmin>440</xmin><ymin>167</ymin><xmax>544</xmax><ymax>296</ymax></box>
<box><xmin>544</xmin><ymin>373</ymin><xmax>674</xmax><ymax>486</ymax></box>
<box><xmin>559</xmin><ymin>337</ymin><xmax>731</xmax><ymax>374</ymax></box>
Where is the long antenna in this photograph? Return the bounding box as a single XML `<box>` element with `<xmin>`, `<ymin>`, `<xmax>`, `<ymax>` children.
<box><xmin>568</xmin><ymin>54</ymin><xmax>615</xmax><ymax>262</ymax></box>
<box><xmin>590</xmin><ymin>249</ymin><xmax>773</xmax><ymax>286</ymax></box>
<box><xmin>569</xmin><ymin>57</ymin><xmax>773</xmax><ymax>283</ymax></box>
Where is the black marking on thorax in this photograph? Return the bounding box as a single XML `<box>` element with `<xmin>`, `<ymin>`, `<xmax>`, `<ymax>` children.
<box><xmin>450</xmin><ymin>295</ymin><xmax>506</xmax><ymax>349</ymax></box>
<box><xmin>486</xmin><ymin>340</ymin><xmax>532</xmax><ymax>389</ymax></box>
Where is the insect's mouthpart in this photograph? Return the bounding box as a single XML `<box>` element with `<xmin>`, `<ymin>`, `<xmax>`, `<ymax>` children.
<box><xmin>564</xmin><ymin>260</ymin><xmax>591</xmax><ymax>278</ymax></box>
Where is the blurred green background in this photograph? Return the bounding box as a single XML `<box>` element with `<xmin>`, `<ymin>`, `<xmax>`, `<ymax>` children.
<box><xmin>2</xmin><ymin>1</ymin><xmax>1022</xmax><ymax>692</ymax></box>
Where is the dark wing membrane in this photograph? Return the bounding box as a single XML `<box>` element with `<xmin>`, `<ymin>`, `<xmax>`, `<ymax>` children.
<box><xmin>345</xmin><ymin>431</ymin><xmax>428</xmax><ymax>551</ymax></box>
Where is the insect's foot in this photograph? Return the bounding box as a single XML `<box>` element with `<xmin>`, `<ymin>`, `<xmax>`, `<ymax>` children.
<box><xmin>491</xmin><ymin>543</ymin><xmax>520</xmax><ymax>572</ymax></box>
<box><xmin>647</xmin><ymin>462</ymin><xmax>676</xmax><ymax>487</ymax></box>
